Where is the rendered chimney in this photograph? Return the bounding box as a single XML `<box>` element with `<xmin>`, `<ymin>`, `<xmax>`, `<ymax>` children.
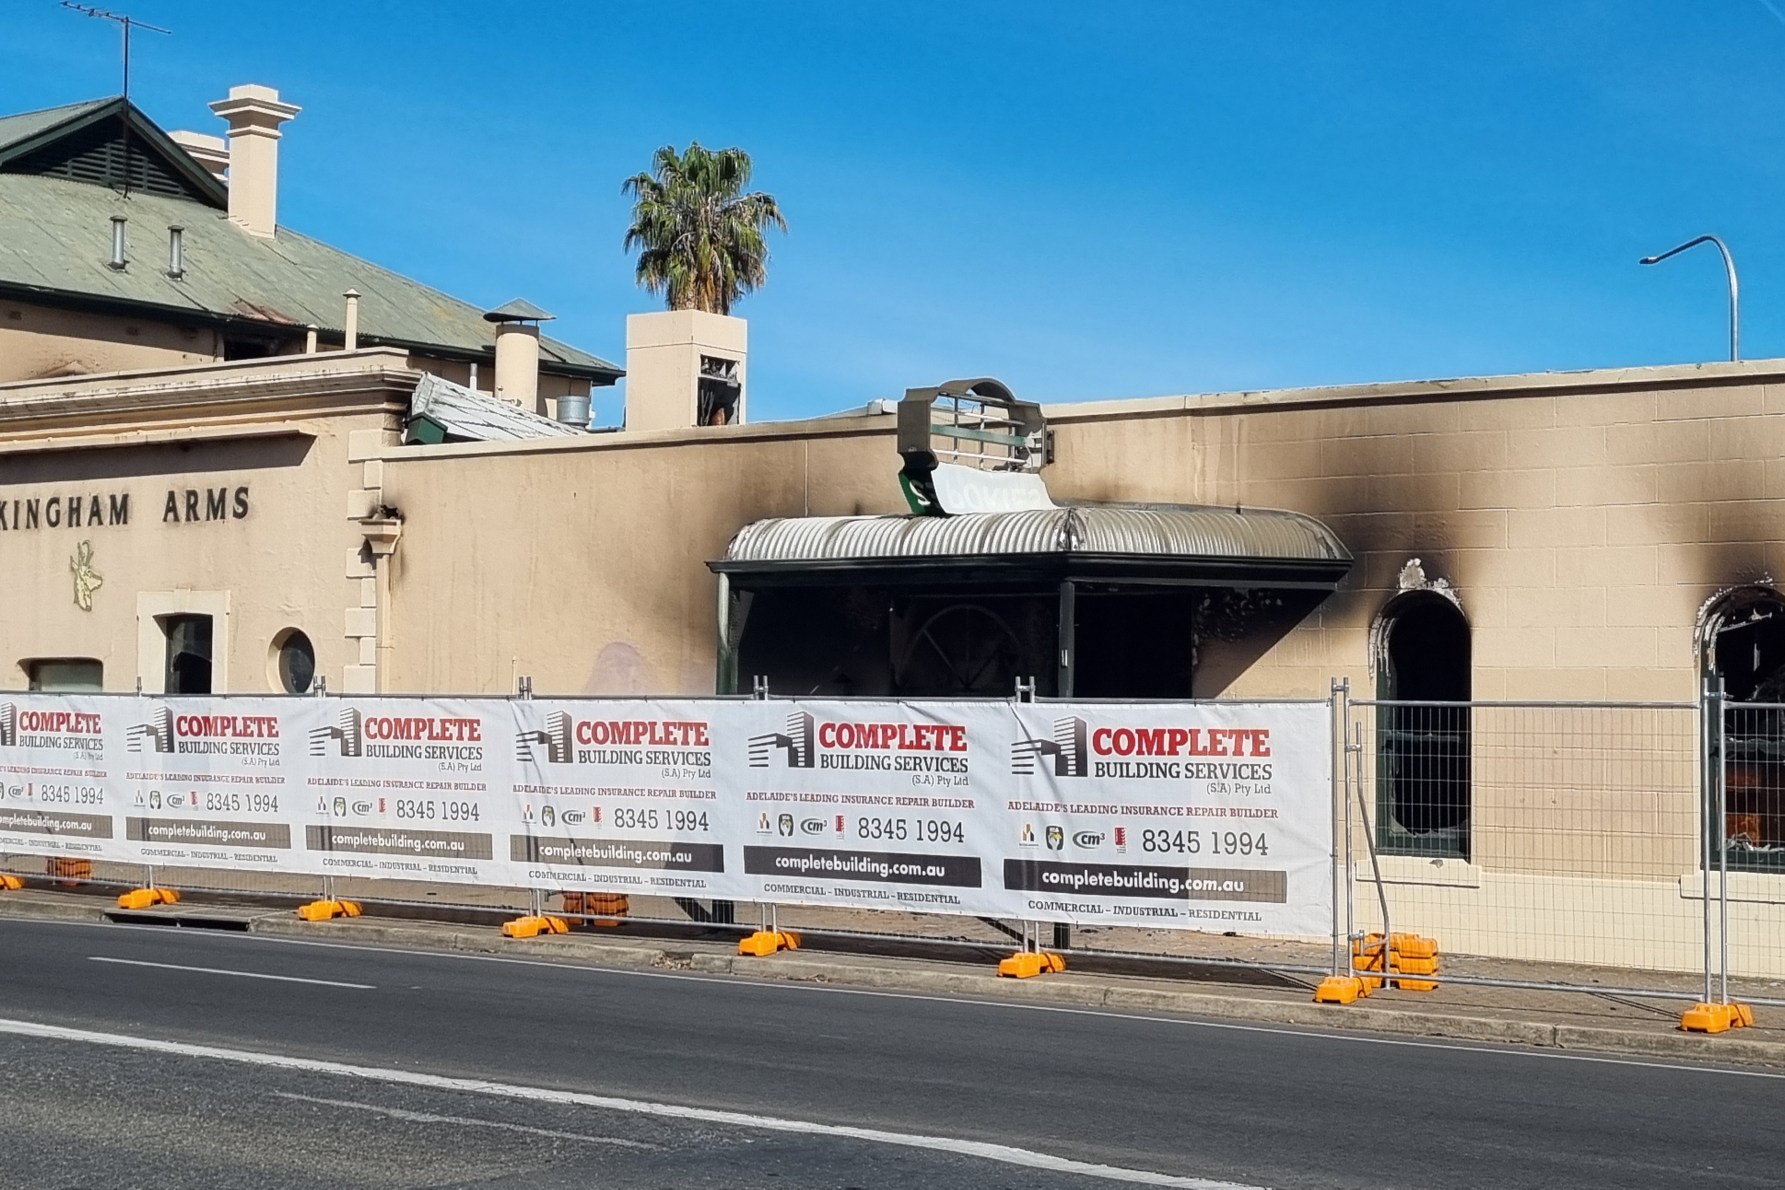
<box><xmin>168</xmin><ymin>130</ymin><xmax>229</xmax><ymax>181</ymax></box>
<box><xmin>207</xmin><ymin>84</ymin><xmax>300</xmax><ymax>238</ymax></box>
<box><xmin>343</xmin><ymin>290</ymin><xmax>361</xmax><ymax>351</ymax></box>
<box><xmin>624</xmin><ymin>310</ymin><xmax>748</xmax><ymax>431</ymax></box>
<box><xmin>483</xmin><ymin>299</ymin><xmax>554</xmax><ymax>411</ymax></box>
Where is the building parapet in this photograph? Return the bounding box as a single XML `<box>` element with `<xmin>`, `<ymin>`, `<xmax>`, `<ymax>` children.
<box><xmin>1042</xmin><ymin>358</ymin><xmax>1785</xmax><ymax>423</ymax></box>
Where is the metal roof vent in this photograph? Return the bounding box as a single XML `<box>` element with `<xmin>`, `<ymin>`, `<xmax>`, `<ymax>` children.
<box><xmin>107</xmin><ymin>215</ymin><xmax>127</xmax><ymax>270</ymax></box>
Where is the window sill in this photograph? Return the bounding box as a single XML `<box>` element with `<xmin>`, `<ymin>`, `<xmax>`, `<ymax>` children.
<box><xmin>1372</xmin><ymin>855</ymin><xmax>1482</xmax><ymax>888</ymax></box>
<box><xmin>1677</xmin><ymin>871</ymin><xmax>1785</xmax><ymax>905</ymax></box>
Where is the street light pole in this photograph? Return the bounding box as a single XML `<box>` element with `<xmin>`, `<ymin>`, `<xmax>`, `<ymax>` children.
<box><xmin>1640</xmin><ymin>235</ymin><xmax>1740</xmax><ymax>362</ymax></box>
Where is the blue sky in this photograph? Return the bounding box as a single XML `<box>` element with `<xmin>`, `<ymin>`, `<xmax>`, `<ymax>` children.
<box><xmin>4</xmin><ymin>2</ymin><xmax>1785</xmax><ymax>421</ymax></box>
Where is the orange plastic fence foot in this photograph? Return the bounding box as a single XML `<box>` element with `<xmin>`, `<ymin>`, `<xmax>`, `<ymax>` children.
<box><xmin>501</xmin><ymin>914</ymin><xmax>570</xmax><ymax>939</ymax></box>
<box><xmin>0</xmin><ymin>874</ymin><xmax>22</xmax><ymax>891</ymax></box>
<box><xmin>737</xmin><ymin>930</ymin><xmax>801</xmax><ymax>957</ymax></box>
<box><xmin>116</xmin><ymin>887</ymin><xmax>179</xmax><ymax>910</ymax></box>
<box><xmin>1393</xmin><ymin>977</ymin><xmax>1442</xmax><ymax>992</ymax></box>
<box><xmin>295</xmin><ymin>899</ymin><xmax>363</xmax><ymax>922</ymax></box>
<box><xmin>1681</xmin><ymin>1002</ymin><xmax>1755</xmax><ymax>1034</ymax></box>
<box><xmin>1352</xmin><ymin>932</ymin><xmax>1442</xmax><ymax>992</ymax></box>
<box><xmin>998</xmin><ymin>951</ymin><xmax>1067</xmax><ymax>979</ymax></box>
<box><xmin>1388</xmin><ymin>932</ymin><xmax>1440</xmax><ymax>960</ymax></box>
<box><xmin>561</xmin><ymin>892</ymin><xmax>630</xmax><ymax>926</ymax></box>
<box><xmin>1313</xmin><ymin>975</ymin><xmax>1370</xmax><ymax>1004</ymax></box>
<box><xmin>47</xmin><ymin>858</ymin><xmax>92</xmax><ymax>887</ymax></box>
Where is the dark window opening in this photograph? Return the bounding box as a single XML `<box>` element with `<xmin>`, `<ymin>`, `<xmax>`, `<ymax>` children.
<box><xmin>274</xmin><ymin>629</ymin><xmax>315</xmax><ymax>694</ymax></box>
<box><xmin>25</xmin><ymin>658</ymin><xmax>103</xmax><ymax>691</ymax></box>
<box><xmin>697</xmin><ymin>355</ymin><xmax>740</xmax><ymax>426</ymax></box>
<box><xmin>1377</xmin><ymin>593</ymin><xmax>1471</xmax><ymax>858</ymax></box>
<box><xmin>1074</xmin><ymin>590</ymin><xmax>1196</xmax><ymax>699</ymax></box>
<box><xmin>223</xmin><ymin>337</ymin><xmax>277</xmax><ymax>361</ymax></box>
<box><xmin>890</xmin><ymin>596</ymin><xmax>1054</xmax><ymax>698</ymax></box>
<box><xmin>162</xmin><ymin>614</ymin><xmax>213</xmax><ymax>695</ymax></box>
<box><xmin>1708</xmin><ymin>589</ymin><xmax>1785</xmax><ymax>866</ymax></box>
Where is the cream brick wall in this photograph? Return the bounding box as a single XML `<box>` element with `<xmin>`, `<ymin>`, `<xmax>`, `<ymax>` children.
<box><xmin>1037</xmin><ymin>372</ymin><xmax>1785</xmax><ymax>706</ymax></box>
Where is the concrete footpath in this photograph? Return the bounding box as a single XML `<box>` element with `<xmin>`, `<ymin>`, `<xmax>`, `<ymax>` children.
<box><xmin>4</xmin><ymin>885</ymin><xmax>1783</xmax><ymax>1068</ymax></box>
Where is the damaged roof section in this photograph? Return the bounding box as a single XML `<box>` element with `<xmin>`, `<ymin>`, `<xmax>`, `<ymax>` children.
<box><xmin>405</xmin><ymin>372</ymin><xmax>583</xmax><ymax>444</ymax></box>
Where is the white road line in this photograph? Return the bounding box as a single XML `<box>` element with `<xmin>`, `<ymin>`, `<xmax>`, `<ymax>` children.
<box><xmin>87</xmin><ymin>956</ymin><xmax>374</xmax><ymax>990</ymax></box>
<box><xmin>0</xmin><ymin>1017</ymin><xmax>1254</xmax><ymax>1190</ymax></box>
<box><xmin>270</xmin><ymin>1091</ymin><xmax>658</xmax><ymax>1149</ymax></box>
<box><xmin>27</xmin><ymin>918</ymin><xmax>1780</xmax><ymax>1080</ymax></box>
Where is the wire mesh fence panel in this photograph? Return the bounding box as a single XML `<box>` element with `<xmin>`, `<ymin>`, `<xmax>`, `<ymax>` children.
<box><xmin>1718</xmin><ymin>700</ymin><xmax>1785</xmax><ymax>998</ymax></box>
<box><xmin>1348</xmin><ymin>700</ymin><xmax>1705</xmax><ymax>995</ymax></box>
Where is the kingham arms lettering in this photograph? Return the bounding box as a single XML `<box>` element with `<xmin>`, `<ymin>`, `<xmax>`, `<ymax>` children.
<box><xmin>0</xmin><ymin>487</ymin><xmax>251</xmax><ymax>532</ymax></box>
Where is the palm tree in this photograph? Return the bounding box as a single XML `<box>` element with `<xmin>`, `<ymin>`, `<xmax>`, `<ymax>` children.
<box><xmin>622</xmin><ymin>143</ymin><xmax>787</xmax><ymax>315</ymax></box>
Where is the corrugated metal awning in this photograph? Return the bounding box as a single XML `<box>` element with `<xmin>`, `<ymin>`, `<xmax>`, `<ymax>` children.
<box><xmin>712</xmin><ymin>504</ymin><xmax>1351</xmax><ymax>590</ymax></box>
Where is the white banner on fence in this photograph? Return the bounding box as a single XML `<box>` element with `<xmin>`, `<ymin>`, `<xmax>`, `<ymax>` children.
<box><xmin>998</xmin><ymin>702</ymin><xmax>1332</xmax><ymax>937</ymax></box>
<box><xmin>730</xmin><ymin>699</ymin><xmax>992</xmax><ymax>916</ymax></box>
<box><xmin>0</xmin><ymin>695</ymin><xmax>120</xmax><ymax>864</ymax></box>
<box><xmin>302</xmin><ymin>698</ymin><xmax>509</xmax><ymax>887</ymax></box>
<box><xmin>0</xmin><ymin>693</ymin><xmax>1332</xmax><ymax>938</ymax></box>
<box><xmin>508</xmin><ymin>700</ymin><xmax>735</xmax><ymax>899</ymax></box>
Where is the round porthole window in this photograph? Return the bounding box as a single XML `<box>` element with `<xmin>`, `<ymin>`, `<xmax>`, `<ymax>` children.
<box><xmin>271</xmin><ymin>629</ymin><xmax>316</xmax><ymax>694</ymax></box>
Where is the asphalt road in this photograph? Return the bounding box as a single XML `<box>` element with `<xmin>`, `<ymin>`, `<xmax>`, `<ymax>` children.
<box><xmin>0</xmin><ymin>917</ymin><xmax>1780</xmax><ymax>1189</ymax></box>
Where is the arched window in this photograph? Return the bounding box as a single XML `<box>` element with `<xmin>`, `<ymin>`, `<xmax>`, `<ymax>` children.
<box><xmin>1374</xmin><ymin>591</ymin><xmax>1471</xmax><ymax>858</ymax></box>
<box><xmin>1701</xmin><ymin>586</ymin><xmax>1785</xmax><ymax>867</ymax></box>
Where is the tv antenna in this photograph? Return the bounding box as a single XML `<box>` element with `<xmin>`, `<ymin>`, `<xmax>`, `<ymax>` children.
<box><xmin>59</xmin><ymin>3</ymin><xmax>170</xmax><ymax>197</ymax></box>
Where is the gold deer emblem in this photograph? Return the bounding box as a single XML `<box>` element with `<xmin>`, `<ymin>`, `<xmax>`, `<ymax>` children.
<box><xmin>70</xmin><ymin>540</ymin><xmax>103</xmax><ymax>611</ymax></box>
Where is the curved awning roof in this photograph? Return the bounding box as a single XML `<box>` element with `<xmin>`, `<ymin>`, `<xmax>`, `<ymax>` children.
<box><xmin>712</xmin><ymin>504</ymin><xmax>1351</xmax><ymax>590</ymax></box>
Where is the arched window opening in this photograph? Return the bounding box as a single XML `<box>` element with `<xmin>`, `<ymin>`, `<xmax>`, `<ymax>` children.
<box><xmin>1704</xmin><ymin>587</ymin><xmax>1785</xmax><ymax>866</ymax></box>
<box><xmin>1375</xmin><ymin>592</ymin><xmax>1471</xmax><ymax>859</ymax></box>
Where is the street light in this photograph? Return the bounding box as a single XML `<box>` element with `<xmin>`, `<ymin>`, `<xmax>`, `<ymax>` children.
<box><xmin>1639</xmin><ymin>235</ymin><xmax>1740</xmax><ymax>362</ymax></box>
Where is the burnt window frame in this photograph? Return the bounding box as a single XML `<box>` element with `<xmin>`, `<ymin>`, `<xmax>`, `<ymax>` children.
<box><xmin>1373</xmin><ymin>590</ymin><xmax>1472</xmax><ymax>860</ymax></box>
<box><xmin>1703</xmin><ymin>586</ymin><xmax>1785</xmax><ymax>874</ymax></box>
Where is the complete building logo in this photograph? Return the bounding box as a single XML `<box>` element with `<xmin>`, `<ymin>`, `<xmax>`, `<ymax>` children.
<box><xmin>748</xmin><ymin>710</ymin><xmax>816</xmax><ymax>769</ymax></box>
<box><xmin>516</xmin><ymin>713</ymin><xmax>709</xmax><ymax>766</ymax></box>
<box><xmin>311</xmin><ymin>710</ymin><xmax>483</xmax><ymax>762</ymax></box>
<box><xmin>310</xmin><ymin>707</ymin><xmax>365</xmax><ymax>757</ymax></box>
<box><xmin>3</xmin><ymin>703</ymin><xmax>105</xmax><ymax>753</ymax></box>
<box><xmin>125</xmin><ymin>705</ymin><xmax>176</xmax><ymax>754</ymax></box>
<box><xmin>1010</xmin><ymin>716</ymin><xmax>1088</xmax><ymax>778</ymax></box>
<box><xmin>514</xmin><ymin>710</ymin><xmax>573</xmax><ymax>764</ymax></box>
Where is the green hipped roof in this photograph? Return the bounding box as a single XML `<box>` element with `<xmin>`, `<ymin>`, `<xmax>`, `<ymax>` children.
<box><xmin>0</xmin><ymin>99</ymin><xmax>620</xmax><ymax>380</ymax></box>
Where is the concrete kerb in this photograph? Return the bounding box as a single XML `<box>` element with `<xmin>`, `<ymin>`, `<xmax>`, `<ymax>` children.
<box><xmin>4</xmin><ymin>889</ymin><xmax>1781</xmax><ymax>1067</ymax></box>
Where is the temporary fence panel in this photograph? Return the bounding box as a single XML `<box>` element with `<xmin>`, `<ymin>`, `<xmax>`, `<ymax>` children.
<box><xmin>998</xmin><ymin>700</ymin><xmax>1332</xmax><ymax>937</ymax></box>
<box><xmin>1717</xmin><ymin>698</ymin><xmax>1785</xmax><ymax>999</ymax></box>
<box><xmin>1346</xmin><ymin>698</ymin><xmax>1708</xmax><ymax>991</ymax></box>
<box><xmin>0</xmin><ymin>691</ymin><xmax>1336</xmax><ymax>940</ymax></box>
